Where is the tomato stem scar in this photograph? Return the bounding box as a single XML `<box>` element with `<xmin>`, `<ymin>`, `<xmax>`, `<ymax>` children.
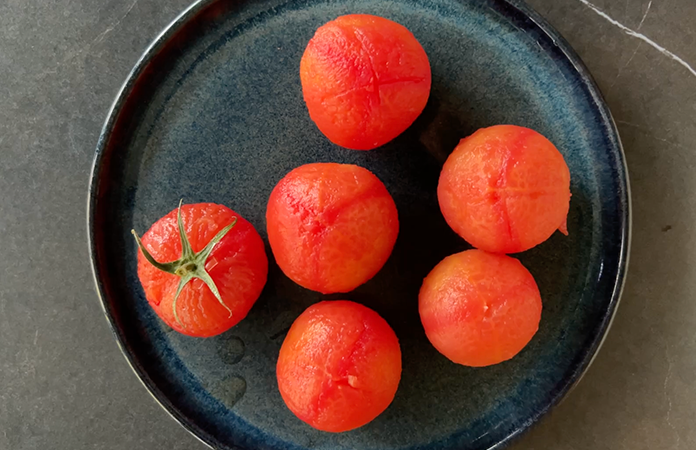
<box><xmin>131</xmin><ymin>200</ymin><xmax>237</xmax><ymax>328</ymax></box>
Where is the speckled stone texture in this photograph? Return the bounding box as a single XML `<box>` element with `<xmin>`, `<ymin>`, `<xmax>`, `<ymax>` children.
<box><xmin>0</xmin><ymin>0</ymin><xmax>694</xmax><ymax>449</ymax></box>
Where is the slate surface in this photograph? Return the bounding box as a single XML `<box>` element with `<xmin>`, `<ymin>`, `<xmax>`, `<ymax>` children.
<box><xmin>0</xmin><ymin>0</ymin><xmax>693</xmax><ymax>449</ymax></box>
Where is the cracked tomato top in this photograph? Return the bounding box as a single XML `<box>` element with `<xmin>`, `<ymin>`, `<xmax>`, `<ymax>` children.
<box><xmin>266</xmin><ymin>162</ymin><xmax>399</xmax><ymax>294</ymax></box>
<box><xmin>276</xmin><ymin>300</ymin><xmax>402</xmax><ymax>432</ymax></box>
<box><xmin>300</xmin><ymin>14</ymin><xmax>431</xmax><ymax>150</ymax></box>
<box><xmin>438</xmin><ymin>125</ymin><xmax>571</xmax><ymax>254</ymax></box>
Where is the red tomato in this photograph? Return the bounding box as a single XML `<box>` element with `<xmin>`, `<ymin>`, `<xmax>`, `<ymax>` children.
<box><xmin>300</xmin><ymin>14</ymin><xmax>432</xmax><ymax>150</ymax></box>
<box><xmin>419</xmin><ymin>250</ymin><xmax>542</xmax><ymax>367</ymax></box>
<box><xmin>438</xmin><ymin>125</ymin><xmax>571</xmax><ymax>253</ymax></box>
<box><xmin>266</xmin><ymin>163</ymin><xmax>399</xmax><ymax>294</ymax></box>
<box><xmin>277</xmin><ymin>301</ymin><xmax>402</xmax><ymax>432</ymax></box>
<box><xmin>133</xmin><ymin>202</ymin><xmax>268</xmax><ymax>337</ymax></box>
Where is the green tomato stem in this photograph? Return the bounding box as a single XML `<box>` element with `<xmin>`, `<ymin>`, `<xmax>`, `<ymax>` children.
<box><xmin>131</xmin><ymin>200</ymin><xmax>238</xmax><ymax>329</ymax></box>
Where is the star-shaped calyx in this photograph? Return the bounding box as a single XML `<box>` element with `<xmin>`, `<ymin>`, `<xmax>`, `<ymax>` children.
<box><xmin>131</xmin><ymin>200</ymin><xmax>237</xmax><ymax>328</ymax></box>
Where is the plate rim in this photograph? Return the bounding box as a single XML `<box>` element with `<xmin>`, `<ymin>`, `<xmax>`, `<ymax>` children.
<box><xmin>86</xmin><ymin>0</ymin><xmax>631</xmax><ymax>449</ymax></box>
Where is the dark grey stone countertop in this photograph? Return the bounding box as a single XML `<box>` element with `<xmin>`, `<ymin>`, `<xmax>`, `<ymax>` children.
<box><xmin>1</xmin><ymin>0</ymin><xmax>694</xmax><ymax>449</ymax></box>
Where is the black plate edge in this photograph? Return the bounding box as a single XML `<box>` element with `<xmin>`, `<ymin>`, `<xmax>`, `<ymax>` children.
<box><xmin>87</xmin><ymin>1</ymin><xmax>233</xmax><ymax>449</ymax></box>
<box><xmin>85</xmin><ymin>0</ymin><xmax>632</xmax><ymax>449</ymax></box>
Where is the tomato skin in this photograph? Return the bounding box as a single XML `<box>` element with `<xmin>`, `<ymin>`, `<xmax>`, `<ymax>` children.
<box><xmin>419</xmin><ymin>250</ymin><xmax>542</xmax><ymax>367</ymax></box>
<box><xmin>300</xmin><ymin>14</ymin><xmax>431</xmax><ymax>150</ymax></box>
<box><xmin>437</xmin><ymin>125</ymin><xmax>571</xmax><ymax>254</ymax></box>
<box><xmin>136</xmin><ymin>203</ymin><xmax>268</xmax><ymax>337</ymax></box>
<box><xmin>277</xmin><ymin>301</ymin><xmax>402</xmax><ymax>432</ymax></box>
<box><xmin>266</xmin><ymin>163</ymin><xmax>399</xmax><ymax>294</ymax></box>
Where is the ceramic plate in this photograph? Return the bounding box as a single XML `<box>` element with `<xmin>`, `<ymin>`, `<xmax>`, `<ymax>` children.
<box><xmin>88</xmin><ymin>0</ymin><xmax>630</xmax><ymax>448</ymax></box>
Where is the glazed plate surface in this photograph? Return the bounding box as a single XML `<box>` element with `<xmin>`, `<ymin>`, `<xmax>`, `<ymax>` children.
<box><xmin>88</xmin><ymin>0</ymin><xmax>630</xmax><ymax>449</ymax></box>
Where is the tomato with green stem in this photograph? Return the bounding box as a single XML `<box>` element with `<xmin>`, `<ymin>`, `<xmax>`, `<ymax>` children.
<box><xmin>132</xmin><ymin>201</ymin><xmax>268</xmax><ymax>337</ymax></box>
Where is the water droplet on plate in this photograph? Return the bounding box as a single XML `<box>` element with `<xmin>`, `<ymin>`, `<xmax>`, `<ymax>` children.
<box><xmin>216</xmin><ymin>335</ymin><xmax>245</xmax><ymax>365</ymax></box>
<box><xmin>210</xmin><ymin>375</ymin><xmax>247</xmax><ymax>408</ymax></box>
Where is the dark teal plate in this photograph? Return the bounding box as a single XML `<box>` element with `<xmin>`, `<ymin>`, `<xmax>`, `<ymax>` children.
<box><xmin>88</xmin><ymin>0</ymin><xmax>630</xmax><ymax>449</ymax></box>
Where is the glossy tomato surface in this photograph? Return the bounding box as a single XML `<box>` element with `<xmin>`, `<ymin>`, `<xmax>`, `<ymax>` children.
<box><xmin>438</xmin><ymin>125</ymin><xmax>571</xmax><ymax>254</ymax></box>
<box><xmin>419</xmin><ymin>249</ymin><xmax>542</xmax><ymax>367</ymax></box>
<box><xmin>301</xmin><ymin>14</ymin><xmax>431</xmax><ymax>150</ymax></box>
<box><xmin>137</xmin><ymin>203</ymin><xmax>268</xmax><ymax>337</ymax></box>
<box><xmin>266</xmin><ymin>163</ymin><xmax>399</xmax><ymax>294</ymax></box>
<box><xmin>277</xmin><ymin>301</ymin><xmax>402</xmax><ymax>432</ymax></box>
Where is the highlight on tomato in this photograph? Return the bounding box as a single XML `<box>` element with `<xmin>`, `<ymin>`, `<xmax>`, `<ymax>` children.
<box><xmin>419</xmin><ymin>249</ymin><xmax>542</xmax><ymax>367</ymax></box>
<box><xmin>132</xmin><ymin>201</ymin><xmax>268</xmax><ymax>337</ymax></box>
<box><xmin>277</xmin><ymin>300</ymin><xmax>402</xmax><ymax>432</ymax></box>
